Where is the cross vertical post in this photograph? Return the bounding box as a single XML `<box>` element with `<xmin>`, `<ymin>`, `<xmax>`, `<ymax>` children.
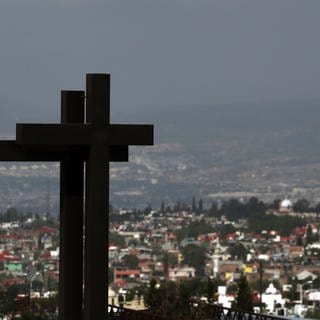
<box><xmin>83</xmin><ymin>74</ymin><xmax>110</xmax><ymax>320</ymax></box>
<box><xmin>59</xmin><ymin>91</ymin><xmax>85</xmax><ymax>320</ymax></box>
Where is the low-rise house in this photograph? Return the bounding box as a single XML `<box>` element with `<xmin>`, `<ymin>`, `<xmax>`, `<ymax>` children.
<box><xmin>138</xmin><ymin>259</ymin><xmax>153</xmax><ymax>274</ymax></box>
<box><xmin>181</xmin><ymin>238</ymin><xmax>200</xmax><ymax>248</ymax></box>
<box><xmin>168</xmin><ymin>265</ymin><xmax>195</xmax><ymax>281</ymax></box>
<box><xmin>109</xmin><ymin>246</ymin><xmax>120</xmax><ymax>261</ymax></box>
<box><xmin>114</xmin><ymin>268</ymin><xmax>141</xmax><ymax>285</ymax></box>
<box><xmin>296</xmin><ymin>270</ymin><xmax>317</xmax><ymax>282</ymax></box>
<box><xmin>288</xmin><ymin>246</ymin><xmax>304</xmax><ymax>259</ymax></box>
<box><xmin>118</xmin><ymin>231</ymin><xmax>142</xmax><ymax>246</ymax></box>
<box><xmin>136</xmin><ymin>247</ymin><xmax>152</xmax><ymax>260</ymax></box>
<box><xmin>219</xmin><ymin>261</ymin><xmax>243</xmax><ymax>282</ymax></box>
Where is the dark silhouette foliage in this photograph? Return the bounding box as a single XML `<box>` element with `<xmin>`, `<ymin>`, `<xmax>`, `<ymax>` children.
<box><xmin>233</xmin><ymin>275</ymin><xmax>253</xmax><ymax>312</ymax></box>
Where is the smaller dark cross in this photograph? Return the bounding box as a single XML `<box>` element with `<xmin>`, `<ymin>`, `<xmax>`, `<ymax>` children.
<box><xmin>0</xmin><ymin>89</ymin><xmax>129</xmax><ymax>320</ymax></box>
<box><xmin>16</xmin><ymin>74</ymin><xmax>154</xmax><ymax>320</ymax></box>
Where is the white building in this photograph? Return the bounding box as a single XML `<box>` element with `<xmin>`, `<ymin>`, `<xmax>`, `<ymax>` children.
<box><xmin>168</xmin><ymin>266</ymin><xmax>195</xmax><ymax>281</ymax></box>
<box><xmin>261</xmin><ymin>283</ymin><xmax>285</xmax><ymax>314</ymax></box>
<box><xmin>217</xmin><ymin>286</ymin><xmax>234</xmax><ymax>308</ymax></box>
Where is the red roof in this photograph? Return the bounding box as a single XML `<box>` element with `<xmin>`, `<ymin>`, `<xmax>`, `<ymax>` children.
<box><xmin>295</xmin><ymin>226</ymin><xmax>307</xmax><ymax>236</ymax></box>
<box><xmin>115</xmin><ymin>270</ymin><xmax>140</xmax><ymax>276</ymax></box>
<box><xmin>280</xmin><ymin>236</ymin><xmax>294</xmax><ymax>242</ymax></box>
<box><xmin>0</xmin><ymin>250</ymin><xmax>19</xmax><ymax>261</ymax></box>
<box><xmin>226</xmin><ymin>233</ymin><xmax>236</xmax><ymax>240</ymax></box>
<box><xmin>41</xmin><ymin>251</ymin><xmax>51</xmax><ymax>260</ymax></box>
<box><xmin>40</xmin><ymin>226</ymin><xmax>57</xmax><ymax>234</ymax></box>
<box><xmin>0</xmin><ymin>233</ymin><xmax>21</xmax><ymax>240</ymax></box>
<box><xmin>115</xmin><ymin>279</ymin><xmax>127</xmax><ymax>287</ymax></box>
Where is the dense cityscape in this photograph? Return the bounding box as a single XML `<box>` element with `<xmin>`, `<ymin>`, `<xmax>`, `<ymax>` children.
<box><xmin>0</xmin><ymin>197</ymin><xmax>320</xmax><ymax>318</ymax></box>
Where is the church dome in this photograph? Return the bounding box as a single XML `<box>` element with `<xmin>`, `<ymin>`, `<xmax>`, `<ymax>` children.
<box><xmin>280</xmin><ymin>199</ymin><xmax>293</xmax><ymax>209</ymax></box>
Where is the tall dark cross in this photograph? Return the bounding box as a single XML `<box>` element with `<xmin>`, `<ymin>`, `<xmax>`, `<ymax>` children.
<box><xmin>0</xmin><ymin>74</ymin><xmax>154</xmax><ymax>320</ymax></box>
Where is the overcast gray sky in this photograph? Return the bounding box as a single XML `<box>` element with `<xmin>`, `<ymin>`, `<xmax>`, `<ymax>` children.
<box><xmin>1</xmin><ymin>0</ymin><xmax>320</xmax><ymax>131</ymax></box>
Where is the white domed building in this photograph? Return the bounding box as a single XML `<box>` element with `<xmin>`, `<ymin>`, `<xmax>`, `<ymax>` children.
<box><xmin>279</xmin><ymin>198</ymin><xmax>293</xmax><ymax>214</ymax></box>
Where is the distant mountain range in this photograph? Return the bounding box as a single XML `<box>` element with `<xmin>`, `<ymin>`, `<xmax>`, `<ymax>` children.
<box><xmin>1</xmin><ymin>100</ymin><xmax>320</xmax><ymax>213</ymax></box>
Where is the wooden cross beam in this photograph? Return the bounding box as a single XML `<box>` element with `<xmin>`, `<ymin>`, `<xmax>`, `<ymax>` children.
<box><xmin>14</xmin><ymin>74</ymin><xmax>154</xmax><ymax>320</ymax></box>
<box><xmin>16</xmin><ymin>123</ymin><xmax>152</xmax><ymax>146</ymax></box>
<box><xmin>0</xmin><ymin>141</ymin><xmax>128</xmax><ymax>162</ymax></box>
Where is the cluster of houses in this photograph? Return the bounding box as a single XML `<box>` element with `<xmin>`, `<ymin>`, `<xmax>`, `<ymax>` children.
<box><xmin>108</xmin><ymin>200</ymin><xmax>320</xmax><ymax>317</ymax></box>
<box><xmin>0</xmin><ymin>199</ymin><xmax>320</xmax><ymax>317</ymax></box>
<box><xmin>0</xmin><ymin>218</ymin><xmax>59</xmax><ymax>300</ymax></box>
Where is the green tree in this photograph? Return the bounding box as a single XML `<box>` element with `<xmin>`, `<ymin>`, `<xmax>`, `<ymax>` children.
<box><xmin>0</xmin><ymin>286</ymin><xmax>16</xmax><ymax>319</ymax></box>
<box><xmin>108</xmin><ymin>267</ymin><xmax>114</xmax><ymax>285</ymax></box>
<box><xmin>166</xmin><ymin>252</ymin><xmax>178</xmax><ymax>266</ymax></box>
<box><xmin>250</xmin><ymin>279</ymin><xmax>273</xmax><ymax>293</ymax></box>
<box><xmin>174</xmin><ymin>201</ymin><xmax>182</xmax><ymax>212</ymax></box>
<box><xmin>25</xmin><ymin>294</ymin><xmax>57</xmax><ymax>319</ymax></box>
<box><xmin>233</xmin><ymin>275</ymin><xmax>253</xmax><ymax>312</ymax></box>
<box><xmin>163</xmin><ymin>252</ymin><xmax>169</xmax><ymax>277</ymax></box>
<box><xmin>220</xmin><ymin>199</ymin><xmax>245</xmax><ymax>220</ymax></box>
<box><xmin>161</xmin><ymin>201</ymin><xmax>165</xmax><ymax>213</ymax></box>
<box><xmin>227</xmin><ymin>282</ymin><xmax>238</xmax><ymax>295</ymax></box>
<box><xmin>206</xmin><ymin>278</ymin><xmax>215</xmax><ymax>303</ymax></box>
<box><xmin>182</xmin><ymin>244</ymin><xmax>206</xmax><ymax>276</ymax></box>
<box><xmin>198</xmin><ymin>198</ymin><xmax>203</xmax><ymax>213</ymax></box>
<box><xmin>179</xmin><ymin>278</ymin><xmax>204</xmax><ymax>304</ymax></box>
<box><xmin>47</xmin><ymin>276</ymin><xmax>58</xmax><ymax>291</ymax></box>
<box><xmin>207</xmin><ymin>201</ymin><xmax>219</xmax><ymax>217</ymax></box>
<box><xmin>220</xmin><ymin>197</ymin><xmax>267</xmax><ymax>221</ymax></box>
<box><xmin>228</xmin><ymin>243</ymin><xmax>248</xmax><ymax>260</ymax></box>
<box><xmin>109</xmin><ymin>232</ymin><xmax>125</xmax><ymax>247</ymax></box>
<box><xmin>306</xmin><ymin>224</ymin><xmax>313</xmax><ymax>245</ymax></box>
<box><xmin>144</xmin><ymin>279</ymin><xmax>160</xmax><ymax>310</ymax></box>
<box><xmin>270</xmin><ymin>198</ymin><xmax>281</xmax><ymax>210</ymax></box>
<box><xmin>218</xmin><ymin>223</ymin><xmax>236</xmax><ymax>239</ymax></box>
<box><xmin>248</xmin><ymin>212</ymin><xmax>304</xmax><ymax>236</ymax></box>
<box><xmin>175</xmin><ymin>220</ymin><xmax>214</xmax><ymax>243</ymax></box>
<box><xmin>2</xmin><ymin>207</ymin><xmax>19</xmax><ymax>222</ymax></box>
<box><xmin>161</xmin><ymin>281</ymin><xmax>179</xmax><ymax>313</ymax></box>
<box><xmin>306</xmin><ymin>309</ymin><xmax>320</xmax><ymax>319</ymax></box>
<box><xmin>122</xmin><ymin>254</ymin><xmax>139</xmax><ymax>269</ymax></box>
<box><xmin>293</xmin><ymin>199</ymin><xmax>310</xmax><ymax>213</ymax></box>
<box><xmin>247</xmin><ymin>197</ymin><xmax>266</xmax><ymax>216</ymax></box>
<box><xmin>192</xmin><ymin>196</ymin><xmax>197</xmax><ymax>212</ymax></box>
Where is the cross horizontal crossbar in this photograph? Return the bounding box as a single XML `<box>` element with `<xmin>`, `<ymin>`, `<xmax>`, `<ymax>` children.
<box><xmin>0</xmin><ymin>141</ymin><xmax>128</xmax><ymax>162</ymax></box>
<box><xmin>16</xmin><ymin>124</ymin><xmax>154</xmax><ymax>146</ymax></box>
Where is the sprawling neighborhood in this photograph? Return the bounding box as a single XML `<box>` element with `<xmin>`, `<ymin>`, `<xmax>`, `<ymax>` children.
<box><xmin>0</xmin><ymin>198</ymin><xmax>320</xmax><ymax>318</ymax></box>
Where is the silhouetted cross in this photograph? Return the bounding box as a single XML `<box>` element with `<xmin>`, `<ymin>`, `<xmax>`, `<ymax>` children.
<box><xmin>0</xmin><ymin>74</ymin><xmax>154</xmax><ymax>320</ymax></box>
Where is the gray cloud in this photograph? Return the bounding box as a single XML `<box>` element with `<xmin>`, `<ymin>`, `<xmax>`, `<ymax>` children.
<box><xmin>0</xmin><ymin>0</ymin><xmax>320</xmax><ymax>133</ymax></box>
